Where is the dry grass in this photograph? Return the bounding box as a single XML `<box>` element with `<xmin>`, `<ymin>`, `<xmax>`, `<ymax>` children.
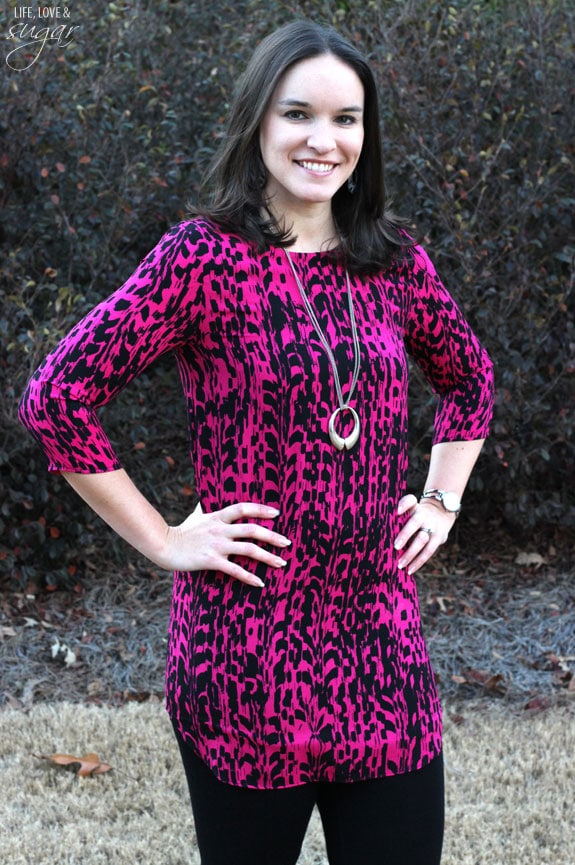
<box><xmin>0</xmin><ymin>701</ymin><xmax>573</xmax><ymax>864</ymax></box>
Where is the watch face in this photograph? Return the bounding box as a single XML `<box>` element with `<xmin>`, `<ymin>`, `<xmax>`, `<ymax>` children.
<box><xmin>442</xmin><ymin>492</ymin><xmax>461</xmax><ymax>512</ymax></box>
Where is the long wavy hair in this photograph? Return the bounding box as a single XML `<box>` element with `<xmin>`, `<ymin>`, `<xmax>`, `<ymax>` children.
<box><xmin>191</xmin><ymin>20</ymin><xmax>413</xmax><ymax>274</ymax></box>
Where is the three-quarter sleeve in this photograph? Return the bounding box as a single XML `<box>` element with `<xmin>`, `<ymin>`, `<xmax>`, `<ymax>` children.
<box><xmin>18</xmin><ymin>221</ymin><xmax>207</xmax><ymax>473</ymax></box>
<box><xmin>404</xmin><ymin>246</ymin><xmax>494</xmax><ymax>443</ymax></box>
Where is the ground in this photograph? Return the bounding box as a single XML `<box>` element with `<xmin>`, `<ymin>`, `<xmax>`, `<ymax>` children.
<box><xmin>1</xmin><ymin>522</ymin><xmax>573</xmax><ymax>713</ymax></box>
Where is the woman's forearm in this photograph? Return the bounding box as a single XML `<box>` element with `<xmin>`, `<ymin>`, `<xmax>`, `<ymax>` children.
<box><xmin>421</xmin><ymin>438</ymin><xmax>486</xmax><ymax>499</ymax></box>
<box><xmin>61</xmin><ymin>469</ymin><xmax>172</xmax><ymax>566</ymax></box>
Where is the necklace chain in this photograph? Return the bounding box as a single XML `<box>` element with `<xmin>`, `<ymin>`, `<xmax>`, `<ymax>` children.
<box><xmin>285</xmin><ymin>250</ymin><xmax>362</xmax><ymax>449</ymax></box>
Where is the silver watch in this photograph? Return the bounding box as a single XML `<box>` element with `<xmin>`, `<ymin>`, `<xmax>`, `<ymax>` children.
<box><xmin>421</xmin><ymin>489</ymin><xmax>461</xmax><ymax>516</ymax></box>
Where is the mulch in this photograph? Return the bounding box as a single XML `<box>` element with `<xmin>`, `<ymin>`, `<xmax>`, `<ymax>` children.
<box><xmin>1</xmin><ymin>521</ymin><xmax>573</xmax><ymax>713</ymax></box>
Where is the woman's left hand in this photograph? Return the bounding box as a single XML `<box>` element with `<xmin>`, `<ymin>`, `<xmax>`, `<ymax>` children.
<box><xmin>393</xmin><ymin>494</ymin><xmax>456</xmax><ymax>575</ymax></box>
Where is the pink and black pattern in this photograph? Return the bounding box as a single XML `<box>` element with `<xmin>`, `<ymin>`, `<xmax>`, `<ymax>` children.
<box><xmin>19</xmin><ymin>218</ymin><xmax>494</xmax><ymax>789</ymax></box>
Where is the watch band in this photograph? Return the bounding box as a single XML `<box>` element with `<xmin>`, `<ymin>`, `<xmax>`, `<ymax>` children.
<box><xmin>421</xmin><ymin>489</ymin><xmax>461</xmax><ymax>516</ymax></box>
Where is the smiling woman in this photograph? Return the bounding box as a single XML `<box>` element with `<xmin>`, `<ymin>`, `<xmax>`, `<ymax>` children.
<box><xmin>18</xmin><ymin>18</ymin><xmax>494</xmax><ymax>865</ymax></box>
<box><xmin>259</xmin><ymin>54</ymin><xmax>365</xmax><ymax>234</ymax></box>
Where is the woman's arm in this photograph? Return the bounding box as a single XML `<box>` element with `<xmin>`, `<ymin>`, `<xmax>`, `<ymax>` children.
<box><xmin>62</xmin><ymin>469</ymin><xmax>291</xmax><ymax>588</ymax></box>
<box><xmin>20</xmin><ymin>223</ymin><xmax>291</xmax><ymax>588</ymax></box>
<box><xmin>393</xmin><ymin>438</ymin><xmax>485</xmax><ymax>575</ymax></box>
<box><xmin>395</xmin><ymin>246</ymin><xmax>494</xmax><ymax>575</ymax></box>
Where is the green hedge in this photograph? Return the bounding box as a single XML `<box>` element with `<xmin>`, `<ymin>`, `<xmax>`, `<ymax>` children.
<box><xmin>1</xmin><ymin>0</ymin><xmax>573</xmax><ymax>587</ymax></box>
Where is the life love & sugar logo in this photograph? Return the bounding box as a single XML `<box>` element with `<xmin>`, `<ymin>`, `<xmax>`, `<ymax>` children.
<box><xmin>5</xmin><ymin>5</ymin><xmax>81</xmax><ymax>71</ymax></box>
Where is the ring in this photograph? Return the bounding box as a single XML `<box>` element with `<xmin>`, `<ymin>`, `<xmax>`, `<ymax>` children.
<box><xmin>420</xmin><ymin>527</ymin><xmax>433</xmax><ymax>537</ymax></box>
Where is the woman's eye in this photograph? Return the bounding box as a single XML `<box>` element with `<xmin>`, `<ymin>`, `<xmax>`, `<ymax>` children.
<box><xmin>336</xmin><ymin>115</ymin><xmax>356</xmax><ymax>126</ymax></box>
<box><xmin>284</xmin><ymin>110</ymin><xmax>307</xmax><ymax>120</ymax></box>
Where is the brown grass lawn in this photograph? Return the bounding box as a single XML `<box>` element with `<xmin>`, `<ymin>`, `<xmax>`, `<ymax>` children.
<box><xmin>0</xmin><ymin>700</ymin><xmax>573</xmax><ymax>864</ymax></box>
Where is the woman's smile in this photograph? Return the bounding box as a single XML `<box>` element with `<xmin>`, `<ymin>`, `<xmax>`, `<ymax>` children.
<box><xmin>296</xmin><ymin>160</ymin><xmax>339</xmax><ymax>174</ymax></box>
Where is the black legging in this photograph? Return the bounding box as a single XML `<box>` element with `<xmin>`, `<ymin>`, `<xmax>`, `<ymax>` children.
<box><xmin>174</xmin><ymin>734</ymin><xmax>444</xmax><ymax>865</ymax></box>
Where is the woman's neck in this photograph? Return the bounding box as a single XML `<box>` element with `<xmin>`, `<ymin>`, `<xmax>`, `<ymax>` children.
<box><xmin>266</xmin><ymin>201</ymin><xmax>338</xmax><ymax>253</ymax></box>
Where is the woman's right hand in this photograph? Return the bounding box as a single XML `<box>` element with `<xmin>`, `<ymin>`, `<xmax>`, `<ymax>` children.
<box><xmin>61</xmin><ymin>470</ymin><xmax>289</xmax><ymax>589</ymax></box>
<box><xmin>160</xmin><ymin>502</ymin><xmax>291</xmax><ymax>587</ymax></box>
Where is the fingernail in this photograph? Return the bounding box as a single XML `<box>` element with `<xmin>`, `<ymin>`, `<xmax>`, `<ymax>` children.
<box><xmin>253</xmin><ymin>577</ymin><xmax>265</xmax><ymax>587</ymax></box>
<box><xmin>398</xmin><ymin>559</ymin><xmax>406</xmax><ymax>570</ymax></box>
<box><xmin>394</xmin><ymin>540</ymin><xmax>402</xmax><ymax>550</ymax></box>
<box><xmin>275</xmin><ymin>558</ymin><xmax>287</xmax><ymax>567</ymax></box>
<box><xmin>277</xmin><ymin>537</ymin><xmax>292</xmax><ymax>547</ymax></box>
<box><xmin>267</xmin><ymin>508</ymin><xmax>280</xmax><ymax>517</ymax></box>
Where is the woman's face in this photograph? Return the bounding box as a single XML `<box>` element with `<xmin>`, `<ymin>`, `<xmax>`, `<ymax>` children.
<box><xmin>259</xmin><ymin>53</ymin><xmax>365</xmax><ymax>216</ymax></box>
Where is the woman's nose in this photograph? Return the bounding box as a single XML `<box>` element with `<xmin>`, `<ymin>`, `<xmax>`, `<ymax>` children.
<box><xmin>306</xmin><ymin>123</ymin><xmax>335</xmax><ymax>153</ymax></box>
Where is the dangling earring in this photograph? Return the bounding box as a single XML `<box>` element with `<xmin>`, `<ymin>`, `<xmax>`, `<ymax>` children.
<box><xmin>256</xmin><ymin>153</ymin><xmax>267</xmax><ymax>189</ymax></box>
<box><xmin>347</xmin><ymin>171</ymin><xmax>357</xmax><ymax>194</ymax></box>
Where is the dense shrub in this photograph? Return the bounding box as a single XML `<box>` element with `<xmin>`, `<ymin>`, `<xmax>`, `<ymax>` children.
<box><xmin>1</xmin><ymin>0</ymin><xmax>573</xmax><ymax>587</ymax></box>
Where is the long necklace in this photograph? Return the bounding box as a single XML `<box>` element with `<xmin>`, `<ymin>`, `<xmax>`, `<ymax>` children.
<box><xmin>285</xmin><ymin>250</ymin><xmax>362</xmax><ymax>451</ymax></box>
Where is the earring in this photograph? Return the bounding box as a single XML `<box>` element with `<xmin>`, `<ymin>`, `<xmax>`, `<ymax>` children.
<box><xmin>256</xmin><ymin>154</ymin><xmax>267</xmax><ymax>189</ymax></box>
<box><xmin>347</xmin><ymin>171</ymin><xmax>357</xmax><ymax>194</ymax></box>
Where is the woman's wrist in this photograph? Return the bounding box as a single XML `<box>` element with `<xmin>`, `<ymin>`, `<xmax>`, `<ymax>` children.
<box><xmin>420</xmin><ymin>489</ymin><xmax>462</xmax><ymax>517</ymax></box>
<box><xmin>418</xmin><ymin>497</ymin><xmax>445</xmax><ymax>512</ymax></box>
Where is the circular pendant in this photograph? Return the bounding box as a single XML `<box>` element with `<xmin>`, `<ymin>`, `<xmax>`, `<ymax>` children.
<box><xmin>328</xmin><ymin>406</ymin><xmax>360</xmax><ymax>451</ymax></box>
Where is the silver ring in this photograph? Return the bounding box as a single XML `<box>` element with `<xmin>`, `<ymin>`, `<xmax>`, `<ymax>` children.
<box><xmin>420</xmin><ymin>527</ymin><xmax>433</xmax><ymax>537</ymax></box>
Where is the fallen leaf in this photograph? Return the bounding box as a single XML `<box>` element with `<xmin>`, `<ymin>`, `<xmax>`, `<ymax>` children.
<box><xmin>514</xmin><ymin>552</ymin><xmax>545</xmax><ymax>567</ymax></box>
<box><xmin>452</xmin><ymin>668</ymin><xmax>507</xmax><ymax>694</ymax></box>
<box><xmin>556</xmin><ymin>654</ymin><xmax>575</xmax><ymax>671</ymax></box>
<box><xmin>524</xmin><ymin>695</ymin><xmax>551</xmax><ymax>713</ymax></box>
<box><xmin>124</xmin><ymin>689</ymin><xmax>152</xmax><ymax>703</ymax></box>
<box><xmin>51</xmin><ymin>639</ymin><xmax>77</xmax><ymax>666</ymax></box>
<box><xmin>87</xmin><ymin>679</ymin><xmax>105</xmax><ymax>697</ymax></box>
<box><xmin>35</xmin><ymin>752</ymin><xmax>113</xmax><ymax>776</ymax></box>
<box><xmin>464</xmin><ymin>668</ymin><xmax>490</xmax><ymax>686</ymax></box>
<box><xmin>484</xmin><ymin>673</ymin><xmax>508</xmax><ymax>695</ymax></box>
<box><xmin>436</xmin><ymin>594</ymin><xmax>455</xmax><ymax>612</ymax></box>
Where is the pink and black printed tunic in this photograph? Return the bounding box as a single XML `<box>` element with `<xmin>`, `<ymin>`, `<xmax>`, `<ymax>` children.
<box><xmin>19</xmin><ymin>218</ymin><xmax>494</xmax><ymax>789</ymax></box>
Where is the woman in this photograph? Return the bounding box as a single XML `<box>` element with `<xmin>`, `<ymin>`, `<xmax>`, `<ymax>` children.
<box><xmin>19</xmin><ymin>20</ymin><xmax>494</xmax><ymax>865</ymax></box>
